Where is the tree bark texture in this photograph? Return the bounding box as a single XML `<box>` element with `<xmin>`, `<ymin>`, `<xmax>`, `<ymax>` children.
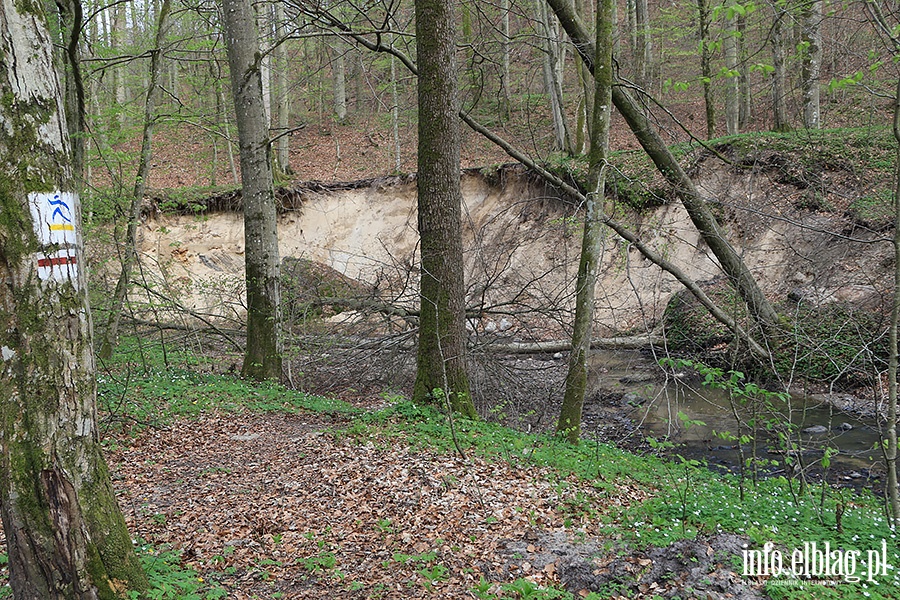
<box><xmin>801</xmin><ymin>0</ymin><xmax>822</xmax><ymax>129</ymax></box>
<box><xmin>413</xmin><ymin>0</ymin><xmax>475</xmax><ymax>417</ymax></box>
<box><xmin>558</xmin><ymin>0</ymin><xmax>613</xmax><ymax>443</ymax></box>
<box><xmin>222</xmin><ymin>0</ymin><xmax>284</xmax><ymax>380</ymax></box>
<box><xmin>771</xmin><ymin>3</ymin><xmax>789</xmax><ymax>131</ymax></box>
<box><xmin>0</xmin><ymin>0</ymin><xmax>147</xmax><ymax>596</ymax></box>
<box><xmin>274</xmin><ymin>2</ymin><xmax>292</xmax><ymax>174</ymax></box>
<box><xmin>536</xmin><ymin>0</ymin><xmax>573</xmax><ymax>154</ymax></box>
<box><xmin>546</xmin><ymin>0</ymin><xmax>781</xmax><ymax>335</ymax></box>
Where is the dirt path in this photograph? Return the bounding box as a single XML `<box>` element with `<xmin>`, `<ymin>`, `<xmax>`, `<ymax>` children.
<box><xmin>110</xmin><ymin>411</ymin><xmax>649</xmax><ymax>598</ymax></box>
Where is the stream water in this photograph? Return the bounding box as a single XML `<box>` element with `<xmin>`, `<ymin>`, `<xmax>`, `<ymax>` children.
<box><xmin>585</xmin><ymin>350</ymin><xmax>885</xmax><ymax>484</ymax></box>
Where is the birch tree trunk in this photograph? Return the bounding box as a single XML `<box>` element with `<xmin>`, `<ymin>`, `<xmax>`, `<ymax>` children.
<box><xmin>222</xmin><ymin>0</ymin><xmax>283</xmax><ymax>381</ymax></box>
<box><xmin>558</xmin><ymin>0</ymin><xmax>613</xmax><ymax>443</ymax></box>
<box><xmin>0</xmin><ymin>0</ymin><xmax>147</xmax><ymax>595</ymax></box>
<box><xmin>99</xmin><ymin>0</ymin><xmax>172</xmax><ymax>360</ymax></box>
<box><xmin>413</xmin><ymin>0</ymin><xmax>475</xmax><ymax>417</ymax></box>
<box><xmin>801</xmin><ymin>0</ymin><xmax>822</xmax><ymax>129</ymax></box>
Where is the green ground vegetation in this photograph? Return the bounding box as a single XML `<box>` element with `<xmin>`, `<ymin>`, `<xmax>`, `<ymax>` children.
<box><xmin>1</xmin><ymin>336</ymin><xmax>894</xmax><ymax>599</ymax></box>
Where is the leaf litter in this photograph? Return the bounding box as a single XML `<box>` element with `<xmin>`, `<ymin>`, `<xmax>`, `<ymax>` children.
<box><xmin>106</xmin><ymin>409</ymin><xmax>655</xmax><ymax>598</ymax></box>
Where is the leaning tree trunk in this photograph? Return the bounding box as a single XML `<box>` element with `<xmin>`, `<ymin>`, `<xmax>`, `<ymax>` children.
<box><xmin>546</xmin><ymin>0</ymin><xmax>781</xmax><ymax>334</ymax></box>
<box><xmin>558</xmin><ymin>0</ymin><xmax>613</xmax><ymax>443</ymax></box>
<box><xmin>223</xmin><ymin>0</ymin><xmax>284</xmax><ymax>380</ymax></box>
<box><xmin>413</xmin><ymin>0</ymin><xmax>476</xmax><ymax>417</ymax></box>
<box><xmin>0</xmin><ymin>0</ymin><xmax>147</xmax><ymax>596</ymax></box>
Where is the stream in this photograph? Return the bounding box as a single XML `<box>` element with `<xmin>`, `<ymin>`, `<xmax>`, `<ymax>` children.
<box><xmin>584</xmin><ymin>349</ymin><xmax>886</xmax><ymax>486</ymax></box>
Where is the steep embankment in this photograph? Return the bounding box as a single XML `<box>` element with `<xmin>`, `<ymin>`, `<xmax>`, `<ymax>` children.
<box><xmin>133</xmin><ymin>146</ymin><xmax>892</xmax><ymax>343</ymax></box>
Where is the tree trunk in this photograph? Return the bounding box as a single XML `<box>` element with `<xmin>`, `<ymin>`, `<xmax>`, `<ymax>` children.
<box><xmin>332</xmin><ymin>37</ymin><xmax>348</xmax><ymax>122</ymax></box>
<box><xmin>771</xmin><ymin>3</ymin><xmax>789</xmax><ymax>131</ymax></box>
<box><xmin>546</xmin><ymin>0</ymin><xmax>781</xmax><ymax>334</ymax></box>
<box><xmin>887</xmin><ymin>76</ymin><xmax>900</xmax><ymax>528</ymax></box>
<box><xmin>99</xmin><ymin>0</ymin><xmax>172</xmax><ymax>360</ymax></box>
<box><xmin>698</xmin><ymin>0</ymin><xmax>715</xmax><ymax>139</ymax></box>
<box><xmin>113</xmin><ymin>2</ymin><xmax>126</xmax><ymax>125</ymax></box>
<box><xmin>273</xmin><ymin>2</ymin><xmax>292</xmax><ymax>174</ymax></box>
<box><xmin>56</xmin><ymin>0</ymin><xmax>86</xmax><ymax>188</ymax></box>
<box><xmin>390</xmin><ymin>32</ymin><xmax>402</xmax><ymax>172</ymax></box>
<box><xmin>222</xmin><ymin>0</ymin><xmax>284</xmax><ymax>381</ymax></box>
<box><xmin>500</xmin><ymin>0</ymin><xmax>512</xmax><ymax>120</ymax></box>
<box><xmin>413</xmin><ymin>0</ymin><xmax>475</xmax><ymax>417</ymax></box>
<box><xmin>558</xmin><ymin>0</ymin><xmax>613</xmax><ymax>443</ymax></box>
<box><xmin>634</xmin><ymin>0</ymin><xmax>651</xmax><ymax>89</ymax></box>
<box><xmin>801</xmin><ymin>0</ymin><xmax>822</xmax><ymax>129</ymax></box>
<box><xmin>536</xmin><ymin>0</ymin><xmax>573</xmax><ymax>154</ymax></box>
<box><xmin>737</xmin><ymin>14</ymin><xmax>751</xmax><ymax>128</ymax></box>
<box><xmin>724</xmin><ymin>15</ymin><xmax>740</xmax><ymax>135</ymax></box>
<box><xmin>0</xmin><ymin>1</ymin><xmax>147</xmax><ymax>596</ymax></box>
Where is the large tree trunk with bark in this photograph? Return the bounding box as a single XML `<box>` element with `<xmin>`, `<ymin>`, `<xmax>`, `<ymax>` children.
<box><xmin>413</xmin><ymin>0</ymin><xmax>475</xmax><ymax>417</ymax></box>
<box><xmin>0</xmin><ymin>1</ymin><xmax>147</xmax><ymax>596</ymax></box>
<box><xmin>558</xmin><ymin>0</ymin><xmax>613</xmax><ymax>443</ymax></box>
<box><xmin>223</xmin><ymin>0</ymin><xmax>284</xmax><ymax>380</ymax></box>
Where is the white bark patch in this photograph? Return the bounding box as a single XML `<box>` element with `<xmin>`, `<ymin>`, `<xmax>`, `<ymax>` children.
<box><xmin>1</xmin><ymin>346</ymin><xmax>15</xmax><ymax>361</ymax></box>
<box><xmin>0</xmin><ymin>0</ymin><xmax>67</xmax><ymax>151</ymax></box>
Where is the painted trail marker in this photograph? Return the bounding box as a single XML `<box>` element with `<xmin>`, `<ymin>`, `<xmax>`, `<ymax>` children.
<box><xmin>28</xmin><ymin>191</ymin><xmax>80</xmax><ymax>286</ymax></box>
<box><xmin>36</xmin><ymin>249</ymin><xmax>78</xmax><ymax>283</ymax></box>
<box><xmin>29</xmin><ymin>191</ymin><xmax>77</xmax><ymax>246</ymax></box>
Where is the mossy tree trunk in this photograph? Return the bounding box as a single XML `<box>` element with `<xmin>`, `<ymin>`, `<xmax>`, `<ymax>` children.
<box><xmin>412</xmin><ymin>0</ymin><xmax>475</xmax><ymax>418</ymax></box>
<box><xmin>557</xmin><ymin>0</ymin><xmax>613</xmax><ymax>443</ymax></box>
<box><xmin>223</xmin><ymin>0</ymin><xmax>284</xmax><ymax>381</ymax></box>
<box><xmin>0</xmin><ymin>1</ymin><xmax>148</xmax><ymax>596</ymax></box>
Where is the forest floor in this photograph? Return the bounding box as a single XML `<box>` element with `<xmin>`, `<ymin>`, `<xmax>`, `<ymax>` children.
<box><xmin>102</xmin><ymin>395</ymin><xmax>766</xmax><ymax>600</ymax></box>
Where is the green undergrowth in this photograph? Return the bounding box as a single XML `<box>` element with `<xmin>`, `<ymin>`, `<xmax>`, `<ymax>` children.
<box><xmin>97</xmin><ymin>337</ymin><xmax>356</xmax><ymax>432</ymax></box>
<box><xmin>348</xmin><ymin>400</ymin><xmax>899</xmax><ymax>599</ymax></box>
<box><xmin>91</xmin><ymin>338</ymin><xmax>899</xmax><ymax>599</ymax></box>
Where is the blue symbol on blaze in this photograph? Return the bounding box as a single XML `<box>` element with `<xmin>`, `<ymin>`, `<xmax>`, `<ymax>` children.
<box><xmin>49</xmin><ymin>195</ymin><xmax>72</xmax><ymax>223</ymax></box>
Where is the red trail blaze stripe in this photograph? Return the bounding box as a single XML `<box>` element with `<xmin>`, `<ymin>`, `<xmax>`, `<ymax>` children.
<box><xmin>37</xmin><ymin>256</ymin><xmax>76</xmax><ymax>268</ymax></box>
